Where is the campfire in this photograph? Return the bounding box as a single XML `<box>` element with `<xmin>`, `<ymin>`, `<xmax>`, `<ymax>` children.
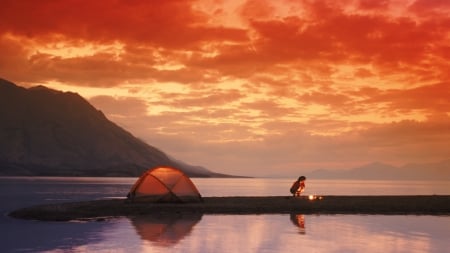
<box><xmin>308</xmin><ymin>195</ymin><xmax>323</xmax><ymax>200</ymax></box>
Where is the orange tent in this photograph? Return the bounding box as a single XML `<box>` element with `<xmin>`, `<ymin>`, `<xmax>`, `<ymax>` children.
<box><xmin>127</xmin><ymin>166</ymin><xmax>203</xmax><ymax>202</ymax></box>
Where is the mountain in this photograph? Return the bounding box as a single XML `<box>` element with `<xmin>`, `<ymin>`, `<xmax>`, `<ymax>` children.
<box><xmin>0</xmin><ymin>78</ymin><xmax>231</xmax><ymax>177</ymax></box>
<box><xmin>399</xmin><ymin>159</ymin><xmax>450</xmax><ymax>180</ymax></box>
<box><xmin>309</xmin><ymin>160</ymin><xmax>450</xmax><ymax>180</ymax></box>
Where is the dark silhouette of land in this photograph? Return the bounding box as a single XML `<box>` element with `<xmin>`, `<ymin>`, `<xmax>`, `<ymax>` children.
<box><xmin>0</xmin><ymin>78</ymin><xmax>235</xmax><ymax>177</ymax></box>
<box><xmin>9</xmin><ymin>195</ymin><xmax>450</xmax><ymax>221</ymax></box>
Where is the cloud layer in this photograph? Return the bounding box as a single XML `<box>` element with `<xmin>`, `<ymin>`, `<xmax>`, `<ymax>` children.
<box><xmin>1</xmin><ymin>0</ymin><xmax>449</xmax><ymax>176</ymax></box>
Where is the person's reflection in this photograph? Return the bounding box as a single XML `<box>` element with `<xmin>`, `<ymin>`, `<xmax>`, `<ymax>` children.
<box><xmin>290</xmin><ymin>213</ymin><xmax>306</xmax><ymax>234</ymax></box>
<box><xmin>130</xmin><ymin>213</ymin><xmax>203</xmax><ymax>247</ymax></box>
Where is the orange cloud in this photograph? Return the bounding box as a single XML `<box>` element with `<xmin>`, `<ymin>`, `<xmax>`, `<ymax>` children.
<box><xmin>1</xmin><ymin>0</ymin><xmax>449</xmax><ymax>176</ymax></box>
<box><xmin>366</xmin><ymin>83</ymin><xmax>450</xmax><ymax>113</ymax></box>
<box><xmin>409</xmin><ymin>0</ymin><xmax>450</xmax><ymax>17</ymax></box>
<box><xmin>0</xmin><ymin>0</ymin><xmax>247</xmax><ymax>47</ymax></box>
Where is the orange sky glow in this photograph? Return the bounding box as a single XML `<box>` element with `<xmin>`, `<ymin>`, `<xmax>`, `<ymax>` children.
<box><xmin>1</xmin><ymin>0</ymin><xmax>449</xmax><ymax>177</ymax></box>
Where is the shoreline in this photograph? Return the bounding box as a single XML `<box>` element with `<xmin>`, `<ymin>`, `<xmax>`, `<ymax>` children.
<box><xmin>9</xmin><ymin>195</ymin><xmax>450</xmax><ymax>221</ymax></box>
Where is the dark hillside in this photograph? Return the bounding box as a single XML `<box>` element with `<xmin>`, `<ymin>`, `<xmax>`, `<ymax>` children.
<box><xmin>0</xmin><ymin>78</ymin><xmax>224</xmax><ymax>177</ymax></box>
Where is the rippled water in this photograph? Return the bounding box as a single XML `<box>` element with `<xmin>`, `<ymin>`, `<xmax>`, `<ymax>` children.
<box><xmin>1</xmin><ymin>177</ymin><xmax>449</xmax><ymax>252</ymax></box>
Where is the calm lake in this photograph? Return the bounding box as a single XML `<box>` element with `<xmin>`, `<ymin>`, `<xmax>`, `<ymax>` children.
<box><xmin>1</xmin><ymin>177</ymin><xmax>449</xmax><ymax>252</ymax></box>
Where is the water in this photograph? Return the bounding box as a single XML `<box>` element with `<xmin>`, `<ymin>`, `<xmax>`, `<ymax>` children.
<box><xmin>192</xmin><ymin>178</ymin><xmax>450</xmax><ymax>196</ymax></box>
<box><xmin>1</xmin><ymin>177</ymin><xmax>449</xmax><ymax>252</ymax></box>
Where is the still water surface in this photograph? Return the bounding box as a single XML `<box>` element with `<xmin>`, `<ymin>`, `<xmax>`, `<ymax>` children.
<box><xmin>0</xmin><ymin>177</ymin><xmax>449</xmax><ymax>252</ymax></box>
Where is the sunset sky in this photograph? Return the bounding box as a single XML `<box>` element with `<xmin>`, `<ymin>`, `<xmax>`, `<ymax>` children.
<box><xmin>1</xmin><ymin>0</ymin><xmax>449</xmax><ymax>177</ymax></box>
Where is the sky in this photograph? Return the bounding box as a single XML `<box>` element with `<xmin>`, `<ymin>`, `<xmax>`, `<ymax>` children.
<box><xmin>1</xmin><ymin>0</ymin><xmax>449</xmax><ymax>177</ymax></box>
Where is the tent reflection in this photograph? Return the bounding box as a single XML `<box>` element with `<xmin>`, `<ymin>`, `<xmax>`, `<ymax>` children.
<box><xmin>130</xmin><ymin>213</ymin><xmax>203</xmax><ymax>247</ymax></box>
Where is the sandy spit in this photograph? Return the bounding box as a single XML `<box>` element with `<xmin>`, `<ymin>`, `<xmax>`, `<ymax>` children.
<box><xmin>9</xmin><ymin>196</ymin><xmax>450</xmax><ymax>221</ymax></box>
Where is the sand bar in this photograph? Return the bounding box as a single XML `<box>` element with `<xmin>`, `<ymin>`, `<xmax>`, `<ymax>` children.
<box><xmin>9</xmin><ymin>196</ymin><xmax>450</xmax><ymax>221</ymax></box>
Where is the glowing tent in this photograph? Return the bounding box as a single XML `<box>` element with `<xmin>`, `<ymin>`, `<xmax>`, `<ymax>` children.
<box><xmin>127</xmin><ymin>166</ymin><xmax>203</xmax><ymax>203</ymax></box>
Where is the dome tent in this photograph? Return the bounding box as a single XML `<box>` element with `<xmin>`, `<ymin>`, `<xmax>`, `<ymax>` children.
<box><xmin>127</xmin><ymin>166</ymin><xmax>203</xmax><ymax>203</ymax></box>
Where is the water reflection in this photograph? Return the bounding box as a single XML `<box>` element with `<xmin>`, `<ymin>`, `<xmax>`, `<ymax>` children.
<box><xmin>290</xmin><ymin>213</ymin><xmax>306</xmax><ymax>234</ymax></box>
<box><xmin>130</xmin><ymin>213</ymin><xmax>203</xmax><ymax>247</ymax></box>
<box><xmin>3</xmin><ymin>177</ymin><xmax>450</xmax><ymax>252</ymax></box>
<box><xmin>8</xmin><ymin>214</ymin><xmax>448</xmax><ymax>253</ymax></box>
<box><xmin>0</xmin><ymin>218</ymin><xmax>112</xmax><ymax>252</ymax></box>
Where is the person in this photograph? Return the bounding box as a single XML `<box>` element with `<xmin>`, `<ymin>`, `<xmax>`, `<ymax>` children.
<box><xmin>290</xmin><ymin>176</ymin><xmax>306</xmax><ymax>197</ymax></box>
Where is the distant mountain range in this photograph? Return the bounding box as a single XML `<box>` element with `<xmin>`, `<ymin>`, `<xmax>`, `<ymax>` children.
<box><xmin>309</xmin><ymin>160</ymin><xmax>450</xmax><ymax>180</ymax></box>
<box><xmin>0</xmin><ymin>78</ymin><xmax>237</xmax><ymax>177</ymax></box>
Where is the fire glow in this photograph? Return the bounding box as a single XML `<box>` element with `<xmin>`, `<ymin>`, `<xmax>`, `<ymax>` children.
<box><xmin>308</xmin><ymin>195</ymin><xmax>323</xmax><ymax>201</ymax></box>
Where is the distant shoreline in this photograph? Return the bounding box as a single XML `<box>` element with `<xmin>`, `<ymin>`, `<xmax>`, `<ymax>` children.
<box><xmin>9</xmin><ymin>196</ymin><xmax>450</xmax><ymax>221</ymax></box>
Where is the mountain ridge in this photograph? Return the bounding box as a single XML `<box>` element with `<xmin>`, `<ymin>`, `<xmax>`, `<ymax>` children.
<box><xmin>309</xmin><ymin>160</ymin><xmax>450</xmax><ymax>180</ymax></box>
<box><xmin>0</xmin><ymin>78</ymin><xmax>239</xmax><ymax>177</ymax></box>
